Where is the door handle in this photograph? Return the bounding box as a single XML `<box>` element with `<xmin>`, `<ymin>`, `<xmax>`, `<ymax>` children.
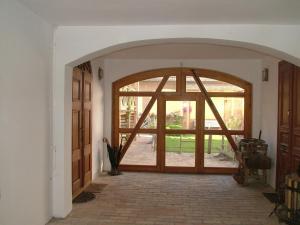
<box><xmin>280</xmin><ymin>143</ymin><xmax>288</xmax><ymax>151</ymax></box>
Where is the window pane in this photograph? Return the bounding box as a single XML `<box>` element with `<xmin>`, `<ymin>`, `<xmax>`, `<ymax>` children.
<box><xmin>120</xmin><ymin>133</ymin><xmax>157</xmax><ymax>166</ymax></box>
<box><xmin>200</xmin><ymin>77</ymin><xmax>244</xmax><ymax>92</ymax></box>
<box><xmin>119</xmin><ymin>77</ymin><xmax>163</xmax><ymax>92</ymax></box>
<box><xmin>186</xmin><ymin>76</ymin><xmax>201</xmax><ymax>92</ymax></box>
<box><xmin>205</xmin><ymin>97</ymin><xmax>244</xmax><ymax>130</ymax></box>
<box><xmin>119</xmin><ymin>96</ymin><xmax>157</xmax><ymax>129</ymax></box>
<box><xmin>204</xmin><ymin>135</ymin><xmax>239</xmax><ymax>168</ymax></box>
<box><xmin>166</xmin><ymin>101</ymin><xmax>196</xmax><ymax>130</ymax></box>
<box><xmin>165</xmin><ymin>134</ymin><xmax>195</xmax><ymax>167</ymax></box>
<box><xmin>205</xmin><ymin>101</ymin><xmax>221</xmax><ymax>130</ymax></box>
<box><xmin>119</xmin><ymin>76</ymin><xmax>176</xmax><ymax>92</ymax></box>
<box><xmin>162</xmin><ymin>76</ymin><xmax>176</xmax><ymax>92</ymax></box>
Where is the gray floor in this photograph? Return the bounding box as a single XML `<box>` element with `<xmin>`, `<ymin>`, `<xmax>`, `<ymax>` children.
<box><xmin>48</xmin><ymin>172</ymin><xmax>280</xmax><ymax>225</ymax></box>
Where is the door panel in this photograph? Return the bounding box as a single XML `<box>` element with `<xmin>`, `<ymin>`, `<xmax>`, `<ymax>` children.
<box><xmin>277</xmin><ymin>61</ymin><xmax>293</xmax><ymax>188</ymax></box>
<box><xmin>293</xmin><ymin>67</ymin><xmax>300</xmax><ymax>130</ymax></box>
<box><xmin>292</xmin><ymin>66</ymin><xmax>300</xmax><ymax>173</ymax></box>
<box><xmin>83</xmin><ymin>70</ymin><xmax>92</xmax><ymax>186</ymax></box>
<box><xmin>292</xmin><ymin>153</ymin><xmax>300</xmax><ymax>172</ymax></box>
<box><xmin>72</xmin><ymin>64</ymin><xmax>93</xmax><ymax>197</ymax></box>
<box><xmin>163</xmin><ymin>98</ymin><xmax>199</xmax><ymax>172</ymax></box>
<box><xmin>165</xmin><ymin>134</ymin><xmax>196</xmax><ymax>167</ymax></box>
<box><xmin>72</xmin><ymin>68</ymin><xmax>83</xmax><ymax>196</ymax></box>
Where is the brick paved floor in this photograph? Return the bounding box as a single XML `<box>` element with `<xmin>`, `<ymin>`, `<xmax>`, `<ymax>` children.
<box><xmin>48</xmin><ymin>173</ymin><xmax>280</xmax><ymax>225</ymax></box>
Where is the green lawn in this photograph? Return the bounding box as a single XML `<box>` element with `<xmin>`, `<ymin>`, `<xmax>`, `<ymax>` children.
<box><xmin>165</xmin><ymin>135</ymin><xmax>231</xmax><ymax>154</ymax></box>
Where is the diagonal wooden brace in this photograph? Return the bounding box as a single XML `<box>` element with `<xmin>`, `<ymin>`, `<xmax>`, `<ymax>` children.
<box><xmin>191</xmin><ymin>70</ymin><xmax>242</xmax><ymax>164</ymax></box>
<box><xmin>118</xmin><ymin>75</ymin><xmax>169</xmax><ymax>163</ymax></box>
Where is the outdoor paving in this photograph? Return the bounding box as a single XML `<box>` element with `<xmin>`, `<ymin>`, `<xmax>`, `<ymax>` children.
<box><xmin>48</xmin><ymin>172</ymin><xmax>280</xmax><ymax>225</ymax></box>
<box><xmin>121</xmin><ymin>135</ymin><xmax>238</xmax><ymax>168</ymax></box>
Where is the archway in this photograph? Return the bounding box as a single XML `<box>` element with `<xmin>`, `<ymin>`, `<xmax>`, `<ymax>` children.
<box><xmin>52</xmin><ymin>32</ymin><xmax>300</xmax><ymax>217</ymax></box>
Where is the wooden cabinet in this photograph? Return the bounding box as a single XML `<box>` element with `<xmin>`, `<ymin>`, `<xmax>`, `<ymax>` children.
<box><xmin>277</xmin><ymin>61</ymin><xmax>300</xmax><ymax>188</ymax></box>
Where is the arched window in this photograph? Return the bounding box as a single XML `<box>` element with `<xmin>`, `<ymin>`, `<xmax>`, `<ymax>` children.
<box><xmin>112</xmin><ymin>68</ymin><xmax>252</xmax><ymax>173</ymax></box>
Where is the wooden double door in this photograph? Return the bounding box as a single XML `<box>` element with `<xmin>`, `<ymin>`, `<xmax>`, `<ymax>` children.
<box><xmin>72</xmin><ymin>64</ymin><xmax>92</xmax><ymax>198</ymax></box>
<box><xmin>277</xmin><ymin>61</ymin><xmax>300</xmax><ymax>188</ymax></box>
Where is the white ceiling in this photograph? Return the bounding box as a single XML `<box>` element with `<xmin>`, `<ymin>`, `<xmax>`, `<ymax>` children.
<box><xmin>18</xmin><ymin>0</ymin><xmax>300</xmax><ymax>26</ymax></box>
<box><xmin>100</xmin><ymin>43</ymin><xmax>272</xmax><ymax>60</ymax></box>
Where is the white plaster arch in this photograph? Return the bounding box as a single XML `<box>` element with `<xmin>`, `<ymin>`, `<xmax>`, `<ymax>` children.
<box><xmin>68</xmin><ymin>38</ymin><xmax>300</xmax><ymax>67</ymax></box>
<box><xmin>52</xmin><ymin>25</ymin><xmax>300</xmax><ymax>217</ymax></box>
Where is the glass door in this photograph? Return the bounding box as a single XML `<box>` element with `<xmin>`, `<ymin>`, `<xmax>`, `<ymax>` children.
<box><xmin>160</xmin><ymin>95</ymin><xmax>203</xmax><ymax>172</ymax></box>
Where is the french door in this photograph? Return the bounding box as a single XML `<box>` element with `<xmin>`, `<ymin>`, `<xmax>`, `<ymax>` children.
<box><xmin>159</xmin><ymin>95</ymin><xmax>204</xmax><ymax>173</ymax></box>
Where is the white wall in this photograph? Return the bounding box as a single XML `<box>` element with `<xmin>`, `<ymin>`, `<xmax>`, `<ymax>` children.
<box><xmin>0</xmin><ymin>1</ymin><xmax>53</xmax><ymax>225</ymax></box>
<box><xmin>100</xmin><ymin>58</ymin><xmax>263</xmax><ymax>171</ymax></box>
<box><xmin>91</xmin><ymin>59</ymin><xmax>105</xmax><ymax>178</ymax></box>
<box><xmin>261</xmin><ymin>57</ymin><xmax>280</xmax><ymax>187</ymax></box>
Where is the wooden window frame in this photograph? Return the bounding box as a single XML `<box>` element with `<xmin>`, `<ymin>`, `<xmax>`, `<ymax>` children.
<box><xmin>112</xmin><ymin>68</ymin><xmax>252</xmax><ymax>174</ymax></box>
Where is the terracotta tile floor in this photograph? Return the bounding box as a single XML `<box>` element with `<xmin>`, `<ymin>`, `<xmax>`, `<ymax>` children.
<box><xmin>48</xmin><ymin>172</ymin><xmax>280</xmax><ymax>225</ymax></box>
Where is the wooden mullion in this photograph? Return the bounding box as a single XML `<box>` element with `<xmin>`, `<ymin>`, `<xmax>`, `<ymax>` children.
<box><xmin>208</xmin><ymin>92</ymin><xmax>245</xmax><ymax>97</ymax></box>
<box><xmin>176</xmin><ymin>69</ymin><xmax>185</xmax><ymax>95</ymax></box>
<box><xmin>112</xmin><ymin>85</ymin><xmax>120</xmax><ymax>147</ymax></box>
<box><xmin>244</xmin><ymin>85</ymin><xmax>252</xmax><ymax>137</ymax></box>
<box><xmin>176</xmin><ymin>71</ymin><xmax>182</xmax><ymax>94</ymax></box>
<box><xmin>163</xmin><ymin>94</ymin><xmax>197</xmax><ymax>101</ymax></box>
<box><xmin>119</xmin><ymin>92</ymin><xmax>155</xmax><ymax>96</ymax></box>
<box><xmin>119</xmin><ymin>128</ymin><xmax>157</xmax><ymax>133</ymax></box>
<box><xmin>119</xmin><ymin>75</ymin><xmax>170</xmax><ymax>161</ymax></box>
<box><xmin>192</xmin><ymin>70</ymin><xmax>239</xmax><ymax>155</ymax></box>
<box><xmin>196</xmin><ymin>94</ymin><xmax>204</xmax><ymax>172</ymax></box>
<box><xmin>157</xmin><ymin>96</ymin><xmax>165</xmax><ymax>171</ymax></box>
<box><xmin>164</xmin><ymin>129</ymin><xmax>197</xmax><ymax>134</ymax></box>
<box><xmin>204</xmin><ymin>130</ymin><xmax>245</xmax><ymax>135</ymax></box>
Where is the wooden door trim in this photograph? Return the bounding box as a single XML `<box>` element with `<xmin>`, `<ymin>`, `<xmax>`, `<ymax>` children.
<box><xmin>119</xmin><ymin>165</ymin><xmax>160</xmax><ymax>172</ymax></box>
<box><xmin>161</xmin><ymin>95</ymin><xmax>201</xmax><ymax>172</ymax></box>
